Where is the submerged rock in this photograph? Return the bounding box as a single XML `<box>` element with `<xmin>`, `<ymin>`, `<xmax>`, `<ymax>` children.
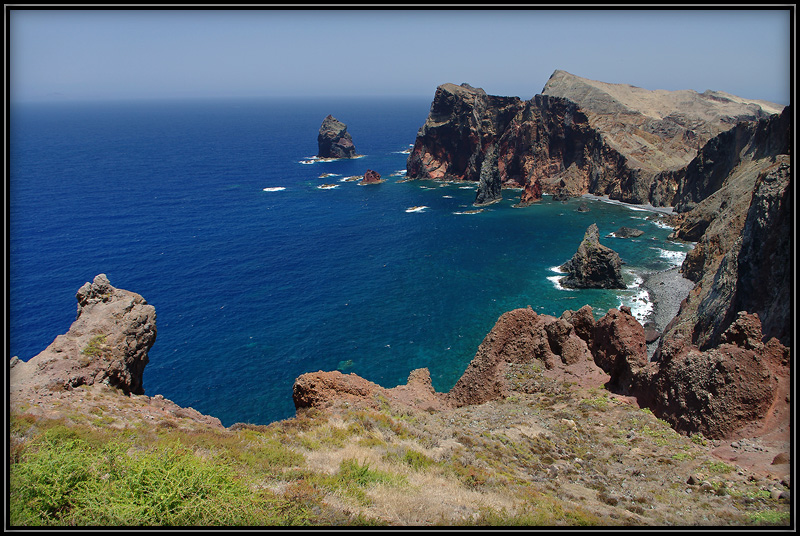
<box><xmin>559</xmin><ymin>224</ymin><xmax>626</xmax><ymax>289</ymax></box>
<box><xmin>317</xmin><ymin>115</ymin><xmax>357</xmax><ymax>159</ymax></box>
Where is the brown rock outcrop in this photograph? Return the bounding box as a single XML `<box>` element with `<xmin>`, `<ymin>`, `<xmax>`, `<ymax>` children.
<box><xmin>559</xmin><ymin>223</ymin><xmax>626</xmax><ymax>289</ymax></box>
<box><xmin>293</xmin><ymin>368</ymin><xmax>448</xmax><ymax>413</ymax></box>
<box><xmin>9</xmin><ymin>274</ymin><xmax>156</xmax><ymax>396</ymax></box>
<box><xmin>647</xmin><ymin>313</ymin><xmax>787</xmax><ymax>439</ymax></box>
<box><xmin>592</xmin><ymin>306</ymin><xmax>648</xmax><ymax>394</ymax></box>
<box><xmin>317</xmin><ymin>115</ymin><xmax>358</xmax><ymax>159</ymax></box>
<box><xmin>445</xmin><ymin>308</ymin><xmax>595</xmax><ymax>408</ymax></box>
<box><xmin>360</xmin><ymin>169</ymin><xmax>383</xmax><ymax>185</ymax></box>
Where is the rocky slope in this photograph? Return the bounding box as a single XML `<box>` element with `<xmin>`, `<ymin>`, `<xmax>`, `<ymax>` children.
<box><xmin>406</xmin><ymin>70</ymin><xmax>784</xmax><ymax>208</ymax></box>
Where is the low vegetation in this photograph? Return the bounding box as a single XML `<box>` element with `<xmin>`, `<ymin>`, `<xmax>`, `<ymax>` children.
<box><xmin>8</xmin><ymin>379</ymin><xmax>791</xmax><ymax>527</ymax></box>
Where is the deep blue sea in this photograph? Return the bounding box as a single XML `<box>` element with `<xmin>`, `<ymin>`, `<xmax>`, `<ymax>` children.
<box><xmin>9</xmin><ymin>97</ymin><xmax>693</xmax><ymax>426</ymax></box>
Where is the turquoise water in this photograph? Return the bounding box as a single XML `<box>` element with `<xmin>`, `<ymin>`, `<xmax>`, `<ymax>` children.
<box><xmin>9</xmin><ymin>97</ymin><xmax>692</xmax><ymax>426</ymax></box>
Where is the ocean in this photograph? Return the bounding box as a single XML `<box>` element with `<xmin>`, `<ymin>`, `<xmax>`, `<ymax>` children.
<box><xmin>9</xmin><ymin>97</ymin><xmax>693</xmax><ymax>426</ymax></box>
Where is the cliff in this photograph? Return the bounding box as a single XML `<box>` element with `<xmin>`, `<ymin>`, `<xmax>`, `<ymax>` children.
<box><xmin>406</xmin><ymin>71</ymin><xmax>784</xmax><ymax>207</ymax></box>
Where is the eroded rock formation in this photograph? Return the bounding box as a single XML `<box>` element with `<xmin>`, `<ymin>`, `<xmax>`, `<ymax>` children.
<box><xmin>317</xmin><ymin>115</ymin><xmax>357</xmax><ymax>159</ymax></box>
<box><xmin>405</xmin><ymin>82</ymin><xmax>524</xmax><ymax>205</ymax></box>
<box><xmin>9</xmin><ymin>274</ymin><xmax>156</xmax><ymax>395</ymax></box>
<box><xmin>559</xmin><ymin>223</ymin><xmax>626</xmax><ymax>289</ymax></box>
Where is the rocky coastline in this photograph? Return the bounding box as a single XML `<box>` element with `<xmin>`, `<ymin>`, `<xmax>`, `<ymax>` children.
<box><xmin>9</xmin><ymin>71</ymin><xmax>791</xmax><ymax>527</ymax></box>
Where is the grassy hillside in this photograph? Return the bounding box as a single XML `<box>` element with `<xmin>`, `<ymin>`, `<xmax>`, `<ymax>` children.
<box><xmin>8</xmin><ymin>364</ymin><xmax>791</xmax><ymax>527</ymax></box>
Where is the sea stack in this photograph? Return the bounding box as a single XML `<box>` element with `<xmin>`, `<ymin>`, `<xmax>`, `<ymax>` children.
<box><xmin>560</xmin><ymin>223</ymin><xmax>626</xmax><ymax>289</ymax></box>
<box><xmin>317</xmin><ymin>115</ymin><xmax>357</xmax><ymax>159</ymax></box>
<box><xmin>360</xmin><ymin>169</ymin><xmax>383</xmax><ymax>185</ymax></box>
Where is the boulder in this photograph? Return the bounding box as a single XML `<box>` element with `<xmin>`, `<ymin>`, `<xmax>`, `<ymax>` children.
<box><xmin>518</xmin><ymin>178</ymin><xmax>543</xmax><ymax>206</ymax></box>
<box><xmin>317</xmin><ymin>115</ymin><xmax>357</xmax><ymax>159</ymax></box>
<box><xmin>559</xmin><ymin>224</ymin><xmax>626</xmax><ymax>289</ymax></box>
<box><xmin>615</xmin><ymin>226</ymin><xmax>644</xmax><ymax>238</ymax></box>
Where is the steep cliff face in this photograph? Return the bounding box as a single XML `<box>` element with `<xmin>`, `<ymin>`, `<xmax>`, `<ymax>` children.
<box><xmin>495</xmin><ymin>94</ymin><xmax>623</xmax><ymax>201</ymax></box>
<box><xmin>661</xmin><ymin>108</ymin><xmax>791</xmax><ymax>350</ymax></box>
<box><xmin>541</xmin><ymin>70</ymin><xmax>783</xmax><ymax>206</ymax></box>
<box><xmin>405</xmin><ymin>83</ymin><xmax>524</xmax><ymax>205</ymax></box>
<box><xmin>407</xmin><ymin>71</ymin><xmax>784</xmax><ymax>207</ymax></box>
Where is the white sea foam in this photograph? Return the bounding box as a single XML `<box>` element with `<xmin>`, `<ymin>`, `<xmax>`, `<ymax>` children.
<box><xmin>390</xmin><ymin>169</ymin><xmax>407</xmax><ymax>176</ymax></box>
<box><xmin>442</xmin><ymin>195</ymin><xmax>453</xmax><ymax>199</ymax></box>
<box><xmin>406</xmin><ymin>206</ymin><xmax>428</xmax><ymax>213</ymax></box>
<box><xmin>620</xmin><ymin>287</ymin><xmax>653</xmax><ymax>324</ymax></box>
<box><xmin>651</xmin><ymin>247</ymin><xmax>687</xmax><ymax>266</ymax></box>
<box><xmin>617</xmin><ymin>271</ymin><xmax>653</xmax><ymax>324</ymax></box>
<box><xmin>299</xmin><ymin>155</ymin><xmax>365</xmax><ymax>164</ymax></box>
<box><xmin>262</xmin><ymin>187</ymin><xmax>286</xmax><ymax>192</ymax></box>
<box><xmin>453</xmin><ymin>209</ymin><xmax>484</xmax><ymax>215</ymax></box>
<box><xmin>547</xmin><ymin>265</ymin><xmax>571</xmax><ymax>290</ymax></box>
<box><xmin>547</xmin><ymin>275</ymin><xmax>571</xmax><ymax>291</ymax></box>
<box><xmin>317</xmin><ymin>184</ymin><xmax>339</xmax><ymax>189</ymax></box>
<box><xmin>651</xmin><ymin>219</ymin><xmax>674</xmax><ymax>230</ymax></box>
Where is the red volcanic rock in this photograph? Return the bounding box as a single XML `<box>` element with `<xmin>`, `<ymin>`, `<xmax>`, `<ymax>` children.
<box><xmin>293</xmin><ymin>370</ymin><xmax>384</xmax><ymax>410</ymax></box>
<box><xmin>592</xmin><ymin>306</ymin><xmax>648</xmax><ymax>394</ymax></box>
<box><xmin>446</xmin><ymin>308</ymin><xmax>594</xmax><ymax>407</ymax></box>
<box><xmin>560</xmin><ymin>305</ymin><xmax>597</xmax><ymax>347</ymax></box>
<box><xmin>519</xmin><ymin>178</ymin><xmax>543</xmax><ymax>206</ymax></box>
<box><xmin>292</xmin><ymin>368</ymin><xmax>448</xmax><ymax>413</ymax></box>
<box><xmin>648</xmin><ymin>312</ymin><xmax>788</xmax><ymax>439</ymax></box>
<box><xmin>361</xmin><ymin>169</ymin><xmax>383</xmax><ymax>185</ymax></box>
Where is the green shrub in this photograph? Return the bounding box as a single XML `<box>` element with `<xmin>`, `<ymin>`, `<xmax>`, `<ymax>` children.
<box><xmin>9</xmin><ymin>435</ymin><xmax>315</xmax><ymax>526</ymax></box>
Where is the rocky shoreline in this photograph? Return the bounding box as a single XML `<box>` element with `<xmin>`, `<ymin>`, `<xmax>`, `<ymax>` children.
<box><xmin>640</xmin><ymin>266</ymin><xmax>694</xmax><ymax>334</ymax></box>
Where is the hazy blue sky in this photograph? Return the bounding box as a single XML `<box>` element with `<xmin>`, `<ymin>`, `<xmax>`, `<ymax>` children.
<box><xmin>9</xmin><ymin>8</ymin><xmax>793</xmax><ymax>104</ymax></box>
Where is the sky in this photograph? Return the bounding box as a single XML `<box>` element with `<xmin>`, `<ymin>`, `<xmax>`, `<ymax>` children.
<box><xmin>8</xmin><ymin>7</ymin><xmax>793</xmax><ymax>105</ymax></box>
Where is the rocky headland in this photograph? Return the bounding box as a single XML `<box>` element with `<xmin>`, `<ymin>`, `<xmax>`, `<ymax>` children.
<box><xmin>9</xmin><ymin>71</ymin><xmax>791</xmax><ymax>527</ymax></box>
<box><xmin>317</xmin><ymin>115</ymin><xmax>358</xmax><ymax>159</ymax></box>
<box><xmin>405</xmin><ymin>70</ymin><xmax>785</xmax><ymax>209</ymax></box>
